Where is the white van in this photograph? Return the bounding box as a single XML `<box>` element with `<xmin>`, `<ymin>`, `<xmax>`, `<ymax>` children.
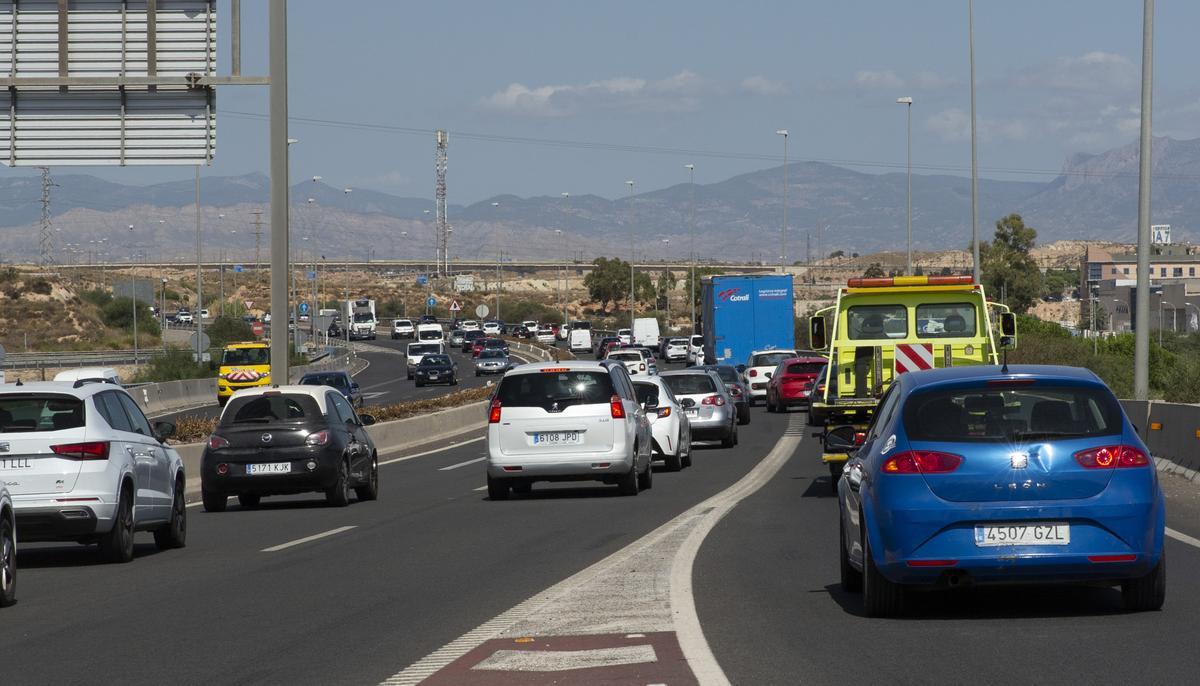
<box><xmin>416</xmin><ymin>323</ymin><xmax>444</xmax><ymax>342</ymax></box>
<box><xmin>52</xmin><ymin>367</ymin><xmax>124</xmax><ymax>387</ymax></box>
<box><xmin>633</xmin><ymin>317</ymin><xmax>661</xmax><ymax>349</ymax></box>
<box><xmin>568</xmin><ymin>320</ymin><xmax>593</xmax><ymax>354</ymax></box>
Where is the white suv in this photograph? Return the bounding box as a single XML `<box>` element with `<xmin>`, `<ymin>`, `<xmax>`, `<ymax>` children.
<box><xmin>486</xmin><ymin>361</ymin><xmax>653</xmax><ymax>499</ymax></box>
<box><xmin>1</xmin><ymin>481</ymin><xmax>14</xmax><ymax>607</ymax></box>
<box><xmin>0</xmin><ymin>381</ymin><xmax>187</xmax><ymax>563</ymax></box>
<box><xmin>392</xmin><ymin>319</ymin><xmax>415</xmax><ymax>339</ymax></box>
<box><xmin>606</xmin><ymin>349</ymin><xmax>657</xmax><ymax>377</ymax></box>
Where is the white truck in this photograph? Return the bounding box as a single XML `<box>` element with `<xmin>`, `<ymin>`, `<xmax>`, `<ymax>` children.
<box><xmin>346</xmin><ymin>298</ymin><xmax>377</xmax><ymax>340</ymax></box>
<box><xmin>633</xmin><ymin>317</ymin><xmax>661</xmax><ymax>349</ymax></box>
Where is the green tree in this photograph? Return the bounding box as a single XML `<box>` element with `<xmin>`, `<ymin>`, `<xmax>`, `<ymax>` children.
<box><xmin>863</xmin><ymin>263</ymin><xmax>886</xmax><ymax>278</ymax></box>
<box><xmin>656</xmin><ymin>269</ymin><xmax>677</xmax><ymax>310</ymax></box>
<box><xmin>102</xmin><ymin>297</ymin><xmax>161</xmax><ymax>337</ymax></box>
<box><xmin>682</xmin><ymin>266</ymin><xmax>726</xmax><ymax>311</ymax></box>
<box><xmin>583</xmin><ymin>257</ymin><xmax>628</xmax><ymax>309</ymax></box>
<box><xmin>981</xmin><ymin>213</ymin><xmax>1042</xmax><ymax>313</ymax></box>
<box><xmin>205</xmin><ymin>316</ymin><xmax>255</xmax><ymax>347</ymax></box>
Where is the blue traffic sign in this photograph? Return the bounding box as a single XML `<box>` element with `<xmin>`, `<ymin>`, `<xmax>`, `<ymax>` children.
<box><xmin>233</xmin><ymin>264</ymin><xmax>244</xmax><ymax>273</ymax></box>
<box><xmin>299</xmin><ymin>302</ymin><xmax>309</xmax><ymax>314</ymax></box>
<box><xmin>416</xmin><ymin>274</ymin><xmax>429</xmax><ymax>286</ymax></box>
<box><xmin>306</xmin><ymin>270</ymin><xmax>317</xmax><ymax>280</ymax></box>
<box><xmin>426</xmin><ymin>296</ymin><xmax>437</xmax><ymax>308</ymax></box>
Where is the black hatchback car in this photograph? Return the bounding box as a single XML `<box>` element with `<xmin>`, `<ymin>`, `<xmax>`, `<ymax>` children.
<box><xmin>200</xmin><ymin>386</ymin><xmax>378</xmax><ymax>511</ymax></box>
<box><xmin>414</xmin><ymin>354</ymin><xmax>457</xmax><ymax>387</ymax></box>
<box><xmin>298</xmin><ymin>370</ymin><xmax>363</xmax><ymax>407</ymax></box>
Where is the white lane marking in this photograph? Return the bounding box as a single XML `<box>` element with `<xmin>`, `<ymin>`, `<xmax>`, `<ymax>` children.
<box><xmin>381</xmin><ymin>415</ymin><xmax>805</xmax><ymax>686</ymax></box>
<box><xmin>473</xmin><ymin>485</ymin><xmax>488</xmax><ymax>491</ymax></box>
<box><xmin>439</xmin><ymin>456</ymin><xmax>486</xmax><ymax>471</ymax></box>
<box><xmin>1167</xmin><ymin>527</ymin><xmax>1200</xmax><ymax>550</ymax></box>
<box><xmin>472</xmin><ymin>645</ymin><xmax>657</xmax><ymax>672</ymax></box>
<box><xmin>378</xmin><ymin>436</ymin><xmax>485</xmax><ymax>463</ymax></box>
<box><xmin>261</xmin><ymin>525</ymin><xmax>357</xmax><ymax>553</ymax></box>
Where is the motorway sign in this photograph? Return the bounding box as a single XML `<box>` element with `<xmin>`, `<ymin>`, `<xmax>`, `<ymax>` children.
<box><xmin>426</xmin><ymin>296</ymin><xmax>437</xmax><ymax>308</ymax></box>
<box><xmin>307</xmin><ymin>271</ymin><xmax>317</xmax><ymax>280</ymax></box>
<box><xmin>299</xmin><ymin>303</ymin><xmax>309</xmax><ymax>315</ymax></box>
<box><xmin>475</xmin><ymin>304</ymin><xmax>490</xmax><ymax>318</ymax></box>
<box><xmin>234</xmin><ymin>264</ymin><xmax>244</xmax><ymax>273</ymax></box>
<box><xmin>416</xmin><ymin>275</ymin><xmax>429</xmax><ymax>286</ymax></box>
<box><xmin>449</xmin><ymin>300</ymin><xmax>462</xmax><ymax>312</ymax></box>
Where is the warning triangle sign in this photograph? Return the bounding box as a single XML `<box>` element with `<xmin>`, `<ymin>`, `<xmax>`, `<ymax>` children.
<box><xmin>449</xmin><ymin>300</ymin><xmax>462</xmax><ymax>311</ymax></box>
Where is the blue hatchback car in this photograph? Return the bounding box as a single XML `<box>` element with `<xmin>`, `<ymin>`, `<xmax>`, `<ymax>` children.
<box><xmin>836</xmin><ymin>365</ymin><xmax>1165</xmax><ymax>617</ymax></box>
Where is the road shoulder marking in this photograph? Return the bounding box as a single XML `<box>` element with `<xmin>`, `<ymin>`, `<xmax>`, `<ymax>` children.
<box><xmin>439</xmin><ymin>456</ymin><xmax>486</xmax><ymax>471</ymax></box>
<box><xmin>1166</xmin><ymin>527</ymin><xmax>1200</xmax><ymax>550</ymax></box>
<box><xmin>379</xmin><ymin>436</ymin><xmax>485</xmax><ymax>464</ymax></box>
<box><xmin>262</xmin><ymin>525</ymin><xmax>357</xmax><ymax>552</ymax></box>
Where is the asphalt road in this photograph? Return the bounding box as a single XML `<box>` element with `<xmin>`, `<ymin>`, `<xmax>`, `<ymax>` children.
<box><xmin>695</xmin><ymin>419</ymin><xmax>1200</xmax><ymax>685</ymax></box>
<box><xmin>1</xmin><ymin>383</ymin><xmax>787</xmax><ymax>685</ymax></box>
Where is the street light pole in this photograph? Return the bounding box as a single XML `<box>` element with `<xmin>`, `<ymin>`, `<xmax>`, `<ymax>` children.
<box><xmin>897</xmin><ymin>96</ymin><xmax>914</xmax><ymax>275</ymax></box>
<box><xmin>685</xmin><ymin>164</ymin><xmax>696</xmax><ymax>334</ymax></box>
<box><xmin>969</xmin><ymin>0</ymin><xmax>981</xmax><ymax>284</ymax></box>
<box><xmin>775</xmin><ymin>130</ymin><xmax>788</xmax><ymax>272</ymax></box>
<box><xmin>627</xmin><ymin>180</ymin><xmax>636</xmax><ymax>332</ymax></box>
<box><xmin>194</xmin><ymin>166</ymin><xmax>203</xmax><ymax>362</ymax></box>
<box><xmin>662</xmin><ymin>238</ymin><xmax>671</xmax><ymax>328</ymax></box>
<box><xmin>1133</xmin><ymin>0</ymin><xmax>1154</xmax><ymax>401</ymax></box>
<box><xmin>268</xmin><ymin>0</ymin><xmax>290</xmax><ymax>384</ymax></box>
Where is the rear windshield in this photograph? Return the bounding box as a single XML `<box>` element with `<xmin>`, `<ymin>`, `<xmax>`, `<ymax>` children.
<box><xmin>786</xmin><ymin>362</ymin><xmax>825</xmax><ymax>375</ymax></box>
<box><xmin>691</xmin><ymin>336</ymin><xmax>703</xmax><ymax>345</ymax></box>
<box><xmin>396</xmin><ymin>320</ymin><xmax>412</xmax><ymax>326</ymax></box>
<box><xmin>902</xmin><ymin>385</ymin><xmax>1123</xmax><ymax>443</ymax></box>
<box><xmin>663</xmin><ymin>374</ymin><xmax>717</xmax><ymax>396</ymax></box>
<box><xmin>300</xmin><ymin>373</ymin><xmax>348</xmax><ymax>388</ymax></box>
<box><xmin>917</xmin><ymin>303</ymin><xmax>977</xmax><ymax>338</ymax></box>
<box><xmin>708</xmin><ymin>366</ymin><xmax>739</xmax><ymax>383</ymax></box>
<box><xmin>847</xmin><ymin>305</ymin><xmax>907</xmax><ymax>340</ymax></box>
<box><xmin>608</xmin><ymin>352</ymin><xmax>640</xmax><ymax>362</ymax></box>
<box><xmin>409</xmin><ymin>344</ymin><xmax>441</xmax><ymax>355</ymax></box>
<box><xmin>0</xmin><ymin>394</ymin><xmax>85</xmax><ymax>433</ymax></box>
<box><xmin>464</xmin><ymin>331</ymin><xmax>484</xmax><ymax>340</ymax></box>
<box><xmin>483</xmin><ymin>339</ymin><xmax>506</xmax><ymax>347</ymax></box>
<box><xmin>668</xmin><ymin>338</ymin><xmax>688</xmax><ymax>345</ymax></box>
<box><xmin>633</xmin><ymin>381</ymin><xmax>661</xmax><ymax>405</ymax></box>
<box><xmin>223</xmin><ymin>394</ymin><xmax>320</xmax><ymax>425</ymax></box>
<box><xmin>421</xmin><ymin>355</ymin><xmax>451</xmax><ymax>366</ymax></box>
<box><xmin>751</xmin><ymin>352</ymin><xmax>793</xmax><ymax>367</ymax></box>
<box><xmin>572</xmin><ymin>321</ymin><xmax>592</xmax><ymax>330</ymax></box>
<box><xmin>222</xmin><ymin>348</ymin><xmax>269</xmax><ymax>365</ymax></box>
<box><xmin>497</xmin><ymin>371</ymin><xmax>616</xmax><ymax>411</ymax></box>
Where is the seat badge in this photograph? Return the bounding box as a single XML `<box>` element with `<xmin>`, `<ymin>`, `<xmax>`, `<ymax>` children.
<box><xmin>880</xmin><ymin>434</ymin><xmax>896</xmax><ymax>455</ymax></box>
<box><xmin>261</xmin><ymin>433</ymin><xmax>273</xmax><ymax>444</ymax></box>
<box><xmin>1010</xmin><ymin>451</ymin><xmax>1029</xmax><ymax>469</ymax></box>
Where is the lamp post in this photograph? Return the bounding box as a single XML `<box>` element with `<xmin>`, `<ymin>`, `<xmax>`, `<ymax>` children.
<box><xmin>161</xmin><ymin>278</ymin><xmax>168</xmax><ymax>351</ymax></box>
<box><xmin>561</xmin><ymin>192</ymin><xmax>570</xmax><ymax>326</ymax></box>
<box><xmin>662</xmin><ymin>238</ymin><xmax>671</xmax><ymax>328</ymax></box>
<box><xmin>774</xmin><ymin>130</ymin><xmax>788</xmax><ymax>273</ymax></box>
<box><xmin>685</xmin><ymin>164</ymin><xmax>696</xmax><ymax>334</ymax></box>
<box><xmin>897</xmin><ymin>96</ymin><xmax>914</xmax><ymax>275</ymax></box>
<box><xmin>627</xmin><ymin>179</ymin><xmax>636</xmax><ymax>331</ymax></box>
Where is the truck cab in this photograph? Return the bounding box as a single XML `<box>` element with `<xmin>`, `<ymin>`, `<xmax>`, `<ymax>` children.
<box><xmin>217</xmin><ymin>342</ymin><xmax>272</xmax><ymax>405</ymax></box>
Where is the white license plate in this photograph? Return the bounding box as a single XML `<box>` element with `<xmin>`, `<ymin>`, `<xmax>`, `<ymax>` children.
<box><xmin>975</xmin><ymin>522</ymin><xmax>1069</xmax><ymax>546</ymax></box>
<box><xmin>685</xmin><ymin>408</ymin><xmax>698</xmax><ymax>417</ymax></box>
<box><xmin>532</xmin><ymin>431</ymin><xmax>581</xmax><ymax>446</ymax></box>
<box><xmin>247</xmin><ymin>462</ymin><xmax>291</xmax><ymax>475</ymax></box>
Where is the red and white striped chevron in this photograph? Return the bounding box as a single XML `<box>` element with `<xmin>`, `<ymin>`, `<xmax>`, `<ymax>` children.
<box><xmin>894</xmin><ymin>343</ymin><xmax>934</xmax><ymax>375</ymax></box>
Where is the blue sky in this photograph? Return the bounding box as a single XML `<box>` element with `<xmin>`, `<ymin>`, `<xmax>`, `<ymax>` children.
<box><xmin>16</xmin><ymin>1</ymin><xmax>1200</xmax><ymax>203</ymax></box>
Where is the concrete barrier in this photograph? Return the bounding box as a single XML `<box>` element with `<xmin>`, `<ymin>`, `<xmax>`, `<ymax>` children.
<box><xmin>1144</xmin><ymin>401</ymin><xmax>1200</xmax><ymax>473</ymax></box>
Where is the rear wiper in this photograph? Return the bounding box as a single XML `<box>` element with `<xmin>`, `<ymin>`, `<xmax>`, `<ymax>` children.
<box><xmin>1011</xmin><ymin>431</ymin><xmax>1088</xmax><ymax>441</ymax></box>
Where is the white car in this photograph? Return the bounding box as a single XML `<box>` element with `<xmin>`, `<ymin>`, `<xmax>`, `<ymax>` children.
<box><xmin>176</xmin><ymin>311</ymin><xmax>194</xmax><ymax>324</ymax></box>
<box><xmin>568</xmin><ymin>322</ymin><xmax>593</xmax><ymax>354</ymax></box>
<box><xmin>1</xmin><ymin>480</ymin><xmax>14</xmax><ymax>607</ymax></box>
<box><xmin>200</xmin><ymin>309</ymin><xmax>211</xmax><ymax>320</ymax></box>
<box><xmin>632</xmin><ymin>376</ymin><xmax>692</xmax><ymax>472</ymax></box>
<box><xmin>392</xmin><ymin>319</ymin><xmax>416</xmax><ymax>340</ymax></box>
<box><xmin>617</xmin><ymin>328</ymin><xmax>632</xmax><ymax>345</ymax></box>
<box><xmin>556</xmin><ymin>323</ymin><xmax>570</xmax><ymax>341</ymax></box>
<box><xmin>520</xmin><ymin>321</ymin><xmax>539</xmax><ymax>338</ymax></box>
<box><xmin>406</xmin><ymin>341</ymin><xmax>447</xmax><ymax>380</ymax></box>
<box><xmin>461</xmin><ymin>320</ymin><xmax>481</xmax><ymax>332</ymax></box>
<box><xmin>0</xmin><ymin>382</ymin><xmax>187</xmax><ymax>563</ymax></box>
<box><xmin>482</xmin><ymin>321</ymin><xmax>503</xmax><ymax>336</ymax></box>
<box><xmin>742</xmin><ymin>349</ymin><xmax>798</xmax><ymax>405</ymax></box>
<box><xmin>486</xmin><ymin>360</ymin><xmax>653</xmax><ymax>499</ymax></box>
<box><xmin>606</xmin><ymin>349</ymin><xmax>656</xmax><ymax>377</ymax></box>
<box><xmin>686</xmin><ymin>335</ymin><xmax>704</xmax><ymax>366</ymax></box>
<box><xmin>535</xmin><ymin>326</ymin><xmax>556</xmax><ymax>345</ymax></box>
<box><xmin>663</xmin><ymin>337</ymin><xmax>689</xmax><ymax>362</ymax></box>
<box><xmin>53</xmin><ymin>367</ymin><xmax>124</xmax><ymax>387</ymax></box>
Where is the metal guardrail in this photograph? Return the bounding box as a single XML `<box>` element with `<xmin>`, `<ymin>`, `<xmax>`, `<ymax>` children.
<box><xmin>1</xmin><ymin>349</ymin><xmax>156</xmax><ymax>370</ymax></box>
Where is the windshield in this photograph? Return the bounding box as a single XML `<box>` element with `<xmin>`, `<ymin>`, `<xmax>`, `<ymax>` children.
<box><xmin>903</xmin><ymin>385</ymin><xmax>1123</xmax><ymax>443</ymax></box>
<box><xmin>396</xmin><ymin>320</ymin><xmax>412</xmax><ymax>327</ymax></box>
<box><xmin>409</xmin><ymin>344</ymin><xmax>441</xmax><ymax>355</ymax></box>
<box><xmin>418</xmin><ymin>330</ymin><xmax>442</xmax><ymax>340</ymax></box>
<box><xmin>479</xmin><ymin>350</ymin><xmax>507</xmax><ymax>359</ymax></box>
<box><xmin>300</xmin><ymin>374</ymin><xmax>348</xmax><ymax>389</ymax></box>
<box><xmin>916</xmin><ymin>303</ymin><xmax>977</xmax><ymax>338</ymax></box>
<box><xmin>0</xmin><ymin>394</ymin><xmax>84</xmax><ymax>433</ymax></box>
<box><xmin>497</xmin><ymin>371</ymin><xmax>615</xmax><ymax>412</ymax></box>
<box><xmin>421</xmin><ymin>355</ymin><xmax>451</xmax><ymax>366</ymax></box>
<box><xmin>847</xmin><ymin>305</ymin><xmax>907</xmax><ymax>340</ymax></box>
<box><xmin>222</xmin><ymin>347</ymin><xmax>269</xmax><ymax>366</ymax></box>
<box><xmin>353</xmin><ymin>312</ymin><xmax>374</xmax><ymax>323</ymax></box>
<box><xmin>572</xmin><ymin>321</ymin><xmax>591</xmax><ymax>330</ymax></box>
<box><xmin>751</xmin><ymin>352</ymin><xmax>794</xmax><ymax>367</ymax></box>
<box><xmin>663</xmin><ymin>374</ymin><xmax>717</xmax><ymax>396</ymax></box>
<box><xmin>223</xmin><ymin>395</ymin><xmax>317</xmax><ymax>425</ymax></box>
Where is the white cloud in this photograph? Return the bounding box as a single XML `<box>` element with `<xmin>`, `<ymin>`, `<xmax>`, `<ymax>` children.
<box><xmin>854</xmin><ymin>69</ymin><xmax>905</xmax><ymax>90</ymax></box>
<box><xmin>480</xmin><ymin>71</ymin><xmax>711</xmax><ymax>117</ymax></box>
<box><xmin>852</xmin><ymin>69</ymin><xmax>956</xmax><ymax>92</ymax></box>
<box><xmin>1013</xmin><ymin>51</ymin><xmax>1137</xmax><ymax>93</ymax></box>
<box><xmin>740</xmin><ymin>75</ymin><xmax>788</xmax><ymax>96</ymax></box>
<box><xmin>925</xmin><ymin>108</ymin><xmax>1028</xmax><ymax>143</ymax></box>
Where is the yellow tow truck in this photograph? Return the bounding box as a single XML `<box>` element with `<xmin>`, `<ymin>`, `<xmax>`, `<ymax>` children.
<box><xmin>217</xmin><ymin>341</ymin><xmax>272</xmax><ymax>405</ymax></box>
<box><xmin>807</xmin><ymin>275</ymin><xmax>1016</xmax><ymax>486</ymax></box>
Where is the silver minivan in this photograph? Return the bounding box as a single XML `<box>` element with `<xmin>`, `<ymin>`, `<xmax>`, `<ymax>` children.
<box><xmin>486</xmin><ymin>361</ymin><xmax>653</xmax><ymax>499</ymax></box>
<box><xmin>660</xmin><ymin>369</ymin><xmax>738</xmax><ymax>447</ymax></box>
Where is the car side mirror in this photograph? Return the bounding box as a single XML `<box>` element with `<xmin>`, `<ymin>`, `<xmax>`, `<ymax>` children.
<box><xmin>643</xmin><ymin>396</ymin><xmax>659</xmax><ymax>411</ymax></box>
<box><xmin>680</xmin><ymin>397</ymin><xmax>696</xmax><ymax>408</ymax></box>
<box><xmin>1000</xmin><ymin>311</ymin><xmax>1017</xmax><ymax>337</ymax></box>
<box><xmin>152</xmin><ymin>421</ymin><xmax>176</xmax><ymax>443</ymax></box>
<box><xmin>810</xmin><ymin>316</ymin><xmax>828</xmax><ymax>350</ymax></box>
<box><xmin>351</xmin><ymin>382</ymin><xmax>360</xmax><ymax>391</ymax></box>
<box><xmin>824</xmin><ymin>426</ymin><xmax>860</xmax><ymax>455</ymax></box>
<box><xmin>359</xmin><ymin>414</ymin><xmax>376</xmax><ymax>426</ymax></box>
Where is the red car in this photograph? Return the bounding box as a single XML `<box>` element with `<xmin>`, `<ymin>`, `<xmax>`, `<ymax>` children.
<box><xmin>765</xmin><ymin>356</ymin><xmax>827</xmax><ymax>412</ymax></box>
<box><xmin>471</xmin><ymin>338</ymin><xmax>488</xmax><ymax>357</ymax></box>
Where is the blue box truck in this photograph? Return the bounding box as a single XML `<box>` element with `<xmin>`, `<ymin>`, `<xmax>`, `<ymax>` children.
<box><xmin>701</xmin><ymin>274</ymin><xmax>795</xmax><ymax>365</ymax></box>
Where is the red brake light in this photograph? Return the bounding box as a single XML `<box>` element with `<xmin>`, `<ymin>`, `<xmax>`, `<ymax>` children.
<box><xmin>50</xmin><ymin>441</ymin><xmax>109</xmax><ymax>460</ymax></box>
<box><xmin>488</xmin><ymin>398</ymin><xmax>502</xmax><ymax>423</ymax></box>
<box><xmin>610</xmin><ymin>395</ymin><xmax>626</xmax><ymax>419</ymax></box>
<box><xmin>749</xmin><ymin>369</ymin><xmax>758</xmax><ymax>377</ymax></box>
<box><xmin>208</xmin><ymin>435</ymin><xmax>230</xmax><ymax>451</ymax></box>
<box><xmin>701</xmin><ymin>394</ymin><xmax>725</xmax><ymax>407</ymax></box>
<box><xmin>1074</xmin><ymin>445</ymin><xmax>1148</xmax><ymax>469</ymax></box>
<box><xmin>882</xmin><ymin>450</ymin><xmax>962</xmax><ymax>474</ymax></box>
<box><xmin>305</xmin><ymin>430</ymin><xmax>329</xmax><ymax>446</ymax></box>
<box><xmin>906</xmin><ymin>559</ymin><xmax>959</xmax><ymax>568</ymax></box>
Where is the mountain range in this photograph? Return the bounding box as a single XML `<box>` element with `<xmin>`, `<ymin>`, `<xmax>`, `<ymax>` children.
<box><xmin>0</xmin><ymin>136</ymin><xmax>1195</xmax><ymax>263</ymax></box>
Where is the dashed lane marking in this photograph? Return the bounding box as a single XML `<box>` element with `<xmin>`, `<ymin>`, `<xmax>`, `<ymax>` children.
<box><xmin>379</xmin><ymin>436</ymin><xmax>485</xmax><ymax>463</ymax></box>
<box><xmin>261</xmin><ymin>525</ymin><xmax>357</xmax><ymax>553</ymax></box>
<box><xmin>1167</xmin><ymin>527</ymin><xmax>1200</xmax><ymax>550</ymax></box>
<box><xmin>439</xmin><ymin>456</ymin><xmax>486</xmax><ymax>471</ymax></box>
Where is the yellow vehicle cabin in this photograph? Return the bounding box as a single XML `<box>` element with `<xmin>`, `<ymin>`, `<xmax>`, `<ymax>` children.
<box><xmin>807</xmin><ymin>275</ymin><xmax>1015</xmax><ymax>427</ymax></box>
<box><xmin>217</xmin><ymin>342</ymin><xmax>272</xmax><ymax>405</ymax></box>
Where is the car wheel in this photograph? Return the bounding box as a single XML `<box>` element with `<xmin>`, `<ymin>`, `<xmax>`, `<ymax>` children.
<box><xmin>738</xmin><ymin>407</ymin><xmax>751</xmax><ymax>425</ymax></box>
<box><xmin>0</xmin><ymin>514</ymin><xmax>16</xmax><ymax>607</ymax></box>
<box><xmin>487</xmin><ymin>475</ymin><xmax>510</xmax><ymax>501</ymax></box>
<box><xmin>638</xmin><ymin>457</ymin><xmax>654</xmax><ymax>490</ymax></box>
<box><xmin>1122</xmin><ymin>552</ymin><xmax>1166</xmax><ymax>611</ymax></box>
<box><xmin>201</xmin><ymin>489</ymin><xmax>227</xmax><ymax>513</ymax></box>
<box><xmin>326</xmin><ymin>459</ymin><xmax>351</xmax><ymax>507</ymax></box>
<box><xmin>682</xmin><ymin>435</ymin><xmax>693</xmax><ymax>468</ymax></box>
<box><xmin>863</xmin><ymin>533</ymin><xmax>905</xmax><ymax>617</ymax></box>
<box><xmin>766</xmin><ymin>394</ymin><xmax>776</xmax><ymax>413</ymax></box>
<box><xmin>153</xmin><ymin>478</ymin><xmax>187</xmax><ymax>550</ymax></box>
<box><xmin>415</xmin><ymin>380</ymin><xmax>424</xmax><ymax>387</ymax></box>
<box><xmin>617</xmin><ymin>460</ymin><xmax>640</xmax><ymax>496</ymax></box>
<box><xmin>99</xmin><ymin>485</ymin><xmax>135</xmax><ymax>563</ymax></box>
<box><xmin>238</xmin><ymin>493</ymin><xmax>261</xmax><ymax>509</ymax></box>
<box><xmin>354</xmin><ymin>454</ymin><xmax>379</xmax><ymax>501</ymax></box>
<box><xmin>720</xmin><ymin>428</ymin><xmax>736</xmax><ymax>449</ymax></box>
<box><xmin>475</xmin><ymin>370</ymin><xmax>480</xmax><ymax>377</ymax></box>
<box><xmin>665</xmin><ymin>446</ymin><xmax>683</xmax><ymax>472</ymax></box>
<box><xmin>839</xmin><ymin>513</ymin><xmax>863</xmax><ymax>593</ymax></box>
<box><xmin>512</xmin><ymin>481</ymin><xmax>532</xmax><ymax>496</ymax></box>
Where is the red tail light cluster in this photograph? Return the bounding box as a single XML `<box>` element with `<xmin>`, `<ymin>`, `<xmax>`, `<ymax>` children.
<box><xmin>748</xmin><ymin>369</ymin><xmax>758</xmax><ymax>377</ymax></box>
<box><xmin>609</xmin><ymin>395</ymin><xmax>626</xmax><ymax>419</ymax></box>
<box><xmin>208</xmin><ymin>435</ymin><xmax>230</xmax><ymax>451</ymax></box>
<box><xmin>701</xmin><ymin>395</ymin><xmax>726</xmax><ymax>407</ymax></box>
<box><xmin>1074</xmin><ymin>445</ymin><xmax>1149</xmax><ymax>469</ymax></box>
<box><xmin>305</xmin><ymin>430</ymin><xmax>330</xmax><ymax>447</ymax></box>
<box><xmin>728</xmin><ymin>385</ymin><xmax>742</xmax><ymax>396</ymax></box>
<box><xmin>488</xmin><ymin>398</ymin><xmax>503</xmax><ymax>424</ymax></box>
<box><xmin>882</xmin><ymin>450</ymin><xmax>963</xmax><ymax>474</ymax></box>
<box><xmin>50</xmin><ymin>441</ymin><xmax>109</xmax><ymax>460</ymax></box>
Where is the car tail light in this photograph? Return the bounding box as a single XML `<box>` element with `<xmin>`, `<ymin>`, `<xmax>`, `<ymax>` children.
<box><xmin>305</xmin><ymin>430</ymin><xmax>329</xmax><ymax>447</ymax></box>
<box><xmin>656</xmin><ymin>407</ymin><xmax>671</xmax><ymax>418</ymax></box>
<box><xmin>1088</xmin><ymin>554</ymin><xmax>1137</xmax><ymax>563</ymax></box>
<box><xmin>728</xmin><ymin>385</ymin><xmax>742</xmax><ymax>396</ymax></box>
<box><xmin>50</xmin><ymin>441</ymin><xmax>109</xmax><ymax>460</ymax></box>
<box><xmin>208</xmin><ymin>435</ymin><xmax>230</xmax><ymax>450</ymax></box>
<box><xmin>882</xmin><ymin>450</ymin><xmax>963</xmax><ymax>474</ymax></box>
<box><xmin>488</xmin><ymin>398</ymin><xmax>503</xmax><ymax>423</ymax></box>
<box><xmin>639</xmin><ymin>363</ymin><xmax>646</xmax><ymax>371</ymax></box>
<box><xmin>610</xmin><ymin>395</ymin><xmax>626</xmax><ymax>419</ymax></box>
<box><xmin>701</xmin><ymin>394</ymin><xmax>726</xmax><ymax>407</ymax></box>
<box><xmin>749</xmin><ymin>369</ymin><xmax>758</xmax><ymax>377</ymax></box>
<box><xmin>906</xmin><ymin>559</ymin><xmax>958</xmax><ymax>567</ymax></box>
<box><xmin>1074</xmin><ymin>445</ymin><xmax>1149</xmax><ymax>469</ymax></box>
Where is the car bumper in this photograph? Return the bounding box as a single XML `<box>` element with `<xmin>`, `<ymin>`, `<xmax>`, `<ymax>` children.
<box><xmin>12</xmin><ymin>498</ymin><xmax>117</xmax><ymax>541</ymax></box>
<box><xmin>201</xmin><ymin>451</ymin><xmax>341</xmax><ymax>495</ymax></box>
<box><xmin>416</xmin><ymin>374</ymin><xmax>455</xmax><ymax>383</ymax></box>
<box><xmin>475</xmin><ymin>366</ymin><xmax>507</xmax><ymax>374</ymax></box>
<box><xmin>487</xmin><ymin>444</ymin><xmax>635</xmax><ymax>480</ymax></box>
<box><xmin>683</xmin><ymin>409</ymin><xmax>734</xmax><ymax>438</ymax></box>
<box><xmin>218</xmin><ymin>379</ymin><xmax>270</xmax><ymax>398</ymax></box>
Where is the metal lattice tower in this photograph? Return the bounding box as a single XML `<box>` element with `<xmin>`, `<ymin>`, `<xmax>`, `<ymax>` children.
<box><xmin>39</xmin><ymin>167</ymin><xmax>56</xmax><ymax>268</ymax></box>
<box><xmin>435</xmin><ymin>129</ymin><xmax>448</xmax><ymax>276</ymax></box>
